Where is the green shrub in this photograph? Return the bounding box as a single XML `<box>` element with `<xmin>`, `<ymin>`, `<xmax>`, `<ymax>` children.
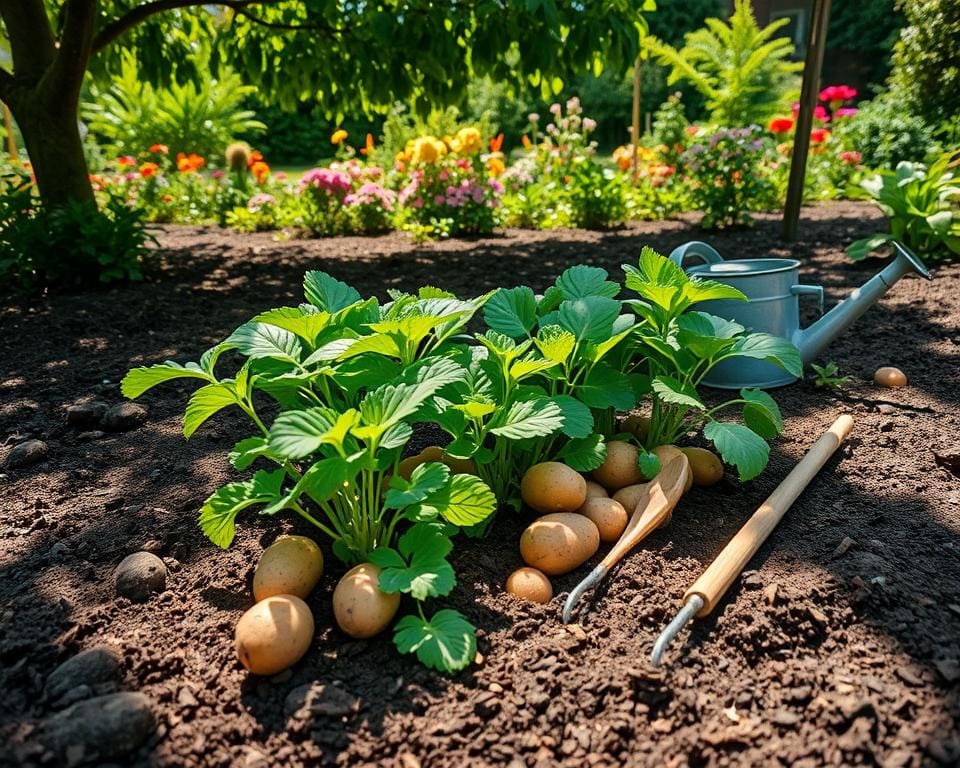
<box><xmin>0</xmin><ymin>171</ymin><xmax>155</xmax><ymax>288</ymax></box>
<box><xmin>834</xmin><ymin>94</ymin><xmax>938</xmax><ymax>169</ymax></box>
<box><xmin>647</xmin><ymin>0</ymin><xmax>801</xmax><ymax>126</ymax></box>
<box><xmin>83</xmin><ymin>49</ymin><xmax>265</xmax><ymax>162</ymax></box>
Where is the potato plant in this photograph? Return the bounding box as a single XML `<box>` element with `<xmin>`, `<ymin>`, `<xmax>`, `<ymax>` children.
<box><xmin>122</xmin><ymin>271</ymin><xmax>497</xmax><ymax>672</ymax></box>
<box><xmin>622</xmin><ymin>247</ymin><xmax>803</xmax><ymax>480</ymax></box>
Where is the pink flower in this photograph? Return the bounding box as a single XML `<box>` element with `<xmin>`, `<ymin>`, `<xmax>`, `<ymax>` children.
<box><xmin>818</xmin><ymin>85</ymin><xmax>857</xmax><ymax>104</ymax></box>
<box><xmin>211</xmin><ymin>170</ymin><xmax>225</xmax><ymax>179</ymax></box>
<box><xmin>834</xmin><ymin>107</ymin><xmax>858</xmax><ymax>119</ymax></box>
<box><xmin>528</xmin><ymin>113</ymin><xmax>540</xmax><ymax>123</ymax></box>
<box><xmin>582</xmin><ymin>117</ymin><xmax>597</xmax><ymax>132</ymax></box>
<box><xmin>412</xmin><ymin>197</ymin><xmax>423</xmax><ymax>209</ymax></box>
<box><xmin>840</xmin><ymin>150</ymin><xmax>862</xmax><ymax>165</ymax></box>
<box><xmin>300</xmin><ymin>167</ymin><xmax>352</xmax><ymax>196</ymax></box>
<box><xmin>345</xmin><ymin>182</ymin><xmax>396</xmax><ymax>210</ymax></box>
<box><xmin>813</xmin><ymin>105</ymin><xmax>830</xmax><ymax>123</ymax></box>
<box><xmin>247</xmin><ymin>193</ymin><xmax>277</xmax><ymax>212</ymax></box>
<box><xmin>549</xmin><ymin>103</ymin><xmax>562</xmax><ymax>116</ymax></box>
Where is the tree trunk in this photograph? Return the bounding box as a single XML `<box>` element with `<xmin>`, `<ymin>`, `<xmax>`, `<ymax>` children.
<box><xmin>10</xmin><ymin>94</ymin><xmax>96</xmax><ymax>208</ymax></box>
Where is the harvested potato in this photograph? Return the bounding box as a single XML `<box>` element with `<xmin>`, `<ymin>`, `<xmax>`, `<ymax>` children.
<box><xmin>253</xmin><ymin>536</ymin><xmax>324</xmax><ymax>602</ymax></box>
<box><xmin>612</xmin><ymin>483</ymin><xmax>649</xmax><ymax>513</ymax></box>
<box><xmin>505</xmin><ymin>567</ymin><xmax>553</xmax><ymax>604</ymax></box>
<box><xmin>583</xmin><ymin>479</ymin><xmax>608</xmax><ymax>499</ymax></box>
<box><xmin>593</xmin><ymin>440</ymin><xmax>644</xmax><ymax>491</ymax></box>
<box><xmin>679</xmin><ymin>447</ymin><xmax>724</xmax><ymax>487</ymax></box>
<box><xmin>520</xmin><ymin>512</ymin><xmax>600</xmax><ymax>575</ymax></box>
<box><xmin>577</xmin><ymin>497</ymin><xmax>628</xmax><ymax>542</ymax></box>
<box><xmin>521</xmin><ymin>462</ymin><xmax>587</xmax><ymax>514</ymax></box>
<box><xmin>874</xmin><ymin>366</ymin><xmax>907</xmax><ymax>388</ymax></box>
<box><xmin>333</xmin><ymin>563</ymin><xmax>400</xmax><ymax>639</ymax></box>
<box><xmin>397</xmin><ymin>445</ymin><xmax>445</xmax><ymax>480</ymax></box>
<box><xmin>235</xmin><ymin>594</ymin><xmax>314</xmax><ymax>675</ymax></box>
<box><xmin>653</xmin><ymin>444</ymin><xmax>693</xmax><ymax>493</ymax></box>
<box><xmin>620</xmin><ymin>414</ymin><xmax>651</xmax><ymax>441</ymax></box>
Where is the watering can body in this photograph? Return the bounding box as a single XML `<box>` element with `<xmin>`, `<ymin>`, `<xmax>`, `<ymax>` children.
<box><xmin>668</xmin><ymin>241</ymin><xmax>932</xmax><ymax>389</ymax></box>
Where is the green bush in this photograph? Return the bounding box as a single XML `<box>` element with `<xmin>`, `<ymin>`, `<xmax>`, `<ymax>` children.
<box><xmin>83</xmin><ymin>49</ymin><xmax>265</xmax><ymax>162</ymax></box>
<box><xmin>0</xmin><ymin>170</ymin><xmax>155</xmax><ymax>288</ymax></box>
<box><xmin>647</xmin><ymin>0</ymin><xmax>801</xmax><ymax>126</ymax></box>
<box><xmin>833</xmin><ymin>94</ymin><xmax>938</xmax><ymax>169</ymax></box>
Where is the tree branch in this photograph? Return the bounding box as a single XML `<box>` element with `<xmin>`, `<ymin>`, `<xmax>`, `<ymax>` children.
<box><xmin>41</xmin><ymin>0</ymin><xmax>98</xmax><ymax>103</ymax></box>
<box><xmin>0</xmin><ymin>0</ymin><xmax>57</xmax><ymax>80</ymax></box>
<box><xmin>92</xmin><ymin>0</ymin><xmax>288</xmax><ymax>53</ymax></box>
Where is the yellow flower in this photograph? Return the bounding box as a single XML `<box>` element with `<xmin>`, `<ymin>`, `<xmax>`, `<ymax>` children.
<box><xmin>410</xmin><ymin>136</ymin><xmax>447</xmax><ymax>164</ymax></box>
<box><xmin>487</xmin><ymin>155</ymin><xmax>505</xmax><ymax>177</ymax></box>
<box><xmin>450</xmin><ymin>126</ymin><xmax>483</xmax><ymax>155</ymax></box>
<box><xmin>331</xmin><ymin>129</ymin><xmax>349</xmax><ymax>145</ymax></box>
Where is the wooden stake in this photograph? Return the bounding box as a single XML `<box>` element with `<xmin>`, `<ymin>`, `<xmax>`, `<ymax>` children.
<box><xmin>782</xmin><ymin>0</ymin><xmax>832</xmax><ymax>241</ymax></box>
<box><xmin>631</xmin><ymin>55</ymin><xmax>641</xmax><ymax>183</ymax></box>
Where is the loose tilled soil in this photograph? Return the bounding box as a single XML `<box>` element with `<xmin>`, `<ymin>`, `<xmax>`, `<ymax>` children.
<box><xmin>2</xmin><ymin>201</ymin><xmax>959</xmax><ymax>767</ymax></box>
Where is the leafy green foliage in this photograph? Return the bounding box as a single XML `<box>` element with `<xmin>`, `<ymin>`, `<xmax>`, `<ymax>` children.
<box><xmin>83</xmin><ymin>49</ymin><xmax>265</xmax><ymax>162</ymax></box>
<box><xmin>623</xmin><ymin>247</ymin><xmax>799</xmax><ymax>480</ymax></box>
<box><xmin>393</xmin><ymin>609</ymin><xmax>477</xmax><ymax>673</ymax></box>
<box><xmin>848</xmin><ymin>151</ymin><xmax>960</xmax><ymax>262</ymax></box>
<box><xmin>809</xmin><ymin>362</ymin><xmax>851</xmax><ymax>391</ymax></box>
<box><xmin>0</xmin><ymin>172</ymin><xmax>155</xmax><ymax>288</ymax></box>
<box><xmin>646</xmin><ymin>0</ymin><xmax>801</xmax><ymax>125</ymax></box>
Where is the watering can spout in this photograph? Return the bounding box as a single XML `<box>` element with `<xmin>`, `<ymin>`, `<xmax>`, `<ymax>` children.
<box><xmin>795</xmin><ymin>242</ymin><xmax>932</xmax><ymax>364</ymax></box>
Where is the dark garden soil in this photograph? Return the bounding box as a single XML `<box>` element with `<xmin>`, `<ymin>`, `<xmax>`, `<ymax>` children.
<box><xmin>2</xmin><ymin>201</ymin><xmax>960</xmax><ymax>767</ymax></box>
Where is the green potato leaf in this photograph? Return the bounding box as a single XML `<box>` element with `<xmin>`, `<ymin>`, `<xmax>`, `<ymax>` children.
<box><xmin>535</xmin><ymin>325</ymin><xmax>577</xmax><ymax>364</ymax></box>
<box><xmin>484</xmin><ymin>286</ymin><xmax>538</xmax><ymax>338</ymax></box>
<box><xmin>393</xmin><ymin>609</ymin><xmax>477</xmax><ymax>673</ymax></box>
<box><xmin>703</xmin><ymin>421</ymin><xmax>770</xmax><ymax>482</ymax></box>
<box><xmin>575</xmin><ymin>362</ymin><xmax>637</xmax><ymax>410</ymax></box>
<box><xmin>489</xmin><ymin>397</ymin><xmax>564</xmax><ymax>439</ymax></box>
<box><xmin>304</xmin><ymin>270</ymin><xmax>362</xmax><ymax>312</ymax></box>
<box><xmin>372</xmin><ymin>522</ymin><xmax>456</xmax><ymax>600</ymax></box>
<box><xmin>385</xmin><ymin>461</ymin><xmax>450</xmax><ymax>510</ymax></box>
<box><xmin>183</xmin><ymin>382</ymin><xmax>241</xmax><ymax>438</ymax></box>
<box><xmin>557</xmin><ymin>296</ymin><xmax>622</xmax><ymax>342</ymax></box>
<box><xmin>651</xmin><ymin>375</ymin><xmax>705</xmax><ymax>410</ymax></box>
<box><xmin>198</xmin><ymin>469</ymin><xmax>285</xmax><ymax>549</ymax></box>
<box><xmin>741</xmin><ymin>388</ymin><xmax>784</xmax><ymax>439</ymax></box>
<box><xmin>558</xmin><ymin>433</ymin><xmax>607</xmax><ymax>471</ymax></box>
<box><xmin>555</xmin><ymin>264</ymin><xmax>620</xmax><ymax>300</ymax></box>
<box><xmin>121</xmin><ymin>361</ymin><xmax>211</xmax><ymax>399</ymax></box>
<box><xmin>728</xmin><ymin>333</ymin><xmax>803</xmax><ymax>378</ymax></box>
<box><xmin>226</xmin><ymin>322</ymin><xmax>302</xmax><ymax>363</ymax></box>
<box><xmin>551</xmin><ymin>394</ymin><xmax>594</xmax><ymax>439</ymax></box>
<box><xmin>417</xmin><ymin>474</ymin><xmax>497</xmax><ymax>527</ymax></box>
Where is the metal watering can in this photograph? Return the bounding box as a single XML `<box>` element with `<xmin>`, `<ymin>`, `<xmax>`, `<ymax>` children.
<box><xmin>668</xmin><ymin>240</ymin><xmax>932</xmax><ymax>389</ymax></box>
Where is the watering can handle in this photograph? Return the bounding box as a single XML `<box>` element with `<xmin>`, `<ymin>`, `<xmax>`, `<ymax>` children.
<box><xmin>792</xmin><ymin>284</ymin><xmax>825</xmax><ymax>315</ymax></box>
<box><xmin>668</xmin><ymin>241</ymin><xmax>724</xmax><ymax>268</ymax></box>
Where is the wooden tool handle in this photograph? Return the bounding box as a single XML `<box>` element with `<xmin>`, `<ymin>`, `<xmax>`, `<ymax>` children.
<box><xmin>684</xmin><ymin>414</ymin><xmax>853</xmax><ymax>616</ymax></box>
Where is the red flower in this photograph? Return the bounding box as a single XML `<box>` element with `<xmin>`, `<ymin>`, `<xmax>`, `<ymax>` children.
<box><xmin>810</xmin><ymin>128</ymin><xmax>831</xmax><ymax>144</ymax></box>
<box><xmin>769</xmin><ymin>117</ymin><xmax>794</xmax><ymax>134</ymax></box>
<box><xmin>818</xmin><ymin>85</ymin><xmax>857</xmax><ymax>104</ymax></box>
<box><xmin>117</xmin><ymin>155</ymin><xmax>136</xmax><ymax>167</ymax></box>
<box><xmin>840</xmin><ymin>150</ymin><xmax>862</xmax><ymax>165</ymax></box>
<box><xmin>139</xmin><ymin>162</ymin><xmax>160</xmax><ymax>178</ymax></box>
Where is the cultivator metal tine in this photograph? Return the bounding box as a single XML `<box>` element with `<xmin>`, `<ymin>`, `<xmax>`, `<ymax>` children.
<box><xmin>649</xmin><ymin>594</ymin><xmax>704</xmax><ymax>668</ymax></box>
<box><xmin>561</xmin><ymin>564</ymin><xmax>608</xmax><ymax>624</ymax></box>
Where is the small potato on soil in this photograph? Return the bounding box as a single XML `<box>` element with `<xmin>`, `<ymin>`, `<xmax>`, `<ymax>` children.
<box><xmin>613</xmin><ymin>483</ymin><xmax>649</xmax><ymax>513</ymax></box>
<box><xmin>505</xmin><ymin>567</ymin><xmax>553</xmax><ymax>604</ymax></box>
<box><xmin>235</xmin><ymin>594</ymin><xmax>314</xmax><ymax>676</ymax></box>
<box><xmin>874</xmin><ymin>366</ymin><xmax>907</xmax><ymax>388</ymax></box>
<box><xmin>620</xmin><ymin>414</ymin><xmax>651</xmax><ymax>441</ymax></box>
<box><xmin>333</xmin><ymin>563</ymin><xmax>400</xmax><ymax>639</ymax></box>
<box><xmin>593</xmin><ymin>441</ymin><xmax>644</xmax><ymax>491</ymax></box>
<box><xmin>520</xmin><ymin>512</ymin><xmax>600</xmax><ymax>575</ymax></box>
<box><xmin>521</xmin><ymin>462</ymin><xmax>587</xmax><ymax>514</ymax></box>
<box><xmin>583</xmin><ymin>479</ymin><xmax>608</xmax><ymax>499</ymax></box>
<box><xmin>253</xmin><ymin>536</ymin><xmax>324</xmax><ymax>602</ymax></box>
<box><xmin>678</xmin><ymin>447</ymin><xmax>724</xmax><ymax>488</ymax></box>
<box><xmin>577</xmin><ymin>497</ymin><xmax>628</xmax><ymax>542</ymax></box>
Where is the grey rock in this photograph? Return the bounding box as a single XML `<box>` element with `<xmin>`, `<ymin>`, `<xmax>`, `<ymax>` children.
<box><xmin>115</xmin><ymin>552</ymin><xmax>167</xmax><ymax>602</ymax></box>
<box><xmin>5</xmin><ymin>439</ymin><xmax>48</xmax><ymax>469</ymax></box>
<box><xmin>77</xmin><ymin>430</ymin><xmax>105</xmax><ymax>441</ymax></box>
<box><xmin>35</xmin><ymin>692</ymin><xmax>155</xmax><ymax>763</ymax></box>
<box><xmin>102</xmin><ymin>403</ymin><xmax>147</xmax><ymax>432</ymax></box>
<box><xmin>66</xmin><ymin>401</ymin><xmax>108</xmax><ymax>429</ymax></box>
<box><xmin>46</xmin><ymin>647</ymin><xmax>122</xmax><ymax>703</ymax></box>
<box><xmin>56</xmin><ymin>684</ymin><xmax>93</xmax><ymax>708</ymax></box>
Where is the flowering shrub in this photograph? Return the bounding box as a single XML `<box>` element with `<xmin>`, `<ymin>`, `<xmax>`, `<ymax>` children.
<box><xmin>298</xmin><ymin>167</ymin><xmax>353</xmax><ymax>235</ymax></box>
<box><xmin>682</xmin><ymin>125</ymin><xmax>776</xmax><ymax>228</ymax></box>
<box><xmin>226</xmin><ymin>193</ymin><xmax>281</xmax><ymax>232</ymax></box>
<box><xmin>344</xmin><ymin>182</ymin><xmax>396</xmax><ymax>233</ymax></box>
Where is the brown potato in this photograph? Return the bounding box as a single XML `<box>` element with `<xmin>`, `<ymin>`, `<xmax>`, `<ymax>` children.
<box><xmin>593</xmin><ymin>440</ymin><xmax>644</xmax><ymax>491</ymax></box>
<box><xmin>397</xmin><ymin>445</ymin><xmax>446</xmax><ymax>480</ymax></box>
<box><xmin>612</xmin><ymin>483</ymin><xmax>649</xmax><ymax>513</ymax></box>
<box><xmin>442</xmin><ymin>452</ymin><xmax>478</xmax><ymax>475</ymax></box>
<box><xmin>874</xmin><ymin>366</ymin><xmax>907</xmax><ymax>388</ymax></box>
<box><xmin>653</xmin><ymin>444</ymin><xmax>693</xmax><ymax>493</ymax></box>
<box><xmin>577</xmin><ymin>497</ymin><xmax>628</xmax><ymax>542</ymax></box>
<box><xmin>235</xmin><ymin>594</ymin><xmax>314</xmax><ymax>675</ymax></box>
<box><xmin>332</xmin><ymin>563</ymin><xmax>400</xmax><ymax>639</ymax></box>
<box><xmin>519</xmin><ymin>512</ymin><xmax>600</xmax><ymax>576</ymax></box>
<box><xmin>583</xmin><ymin>479</ymin><xmax>608</xmax><ymax>499</ymax></box>
<box><xmin>679</xmin><ymin>447</ymin><xmax>724</xmax><ymax>487</ymax></box>
<box><xmin>520</xmin><ymin>462</ymin><xmax>587</xmax><ymax>514</ymax></box>
<box><xmin>505</xmin><ymin>567</ymin><xmax>553</xmax><ymax>604</ymax></box>
<box><xmin>620</xmin><ymin>414</ymin><xmax>651</xmax><ymax>441</ymax></box>
<box><xmin>253</xmin><ymin>536</ymin><xmax>324</xmax><ymax>602</ymax></box>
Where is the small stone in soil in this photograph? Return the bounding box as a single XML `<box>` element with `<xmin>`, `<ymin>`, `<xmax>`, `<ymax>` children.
<box><xmin>763</xmin><ymin>583</ymin><xmax>779</xmax><ymax>605</ymax></box>
<box><xmin>35</xmin><ymin>691</ymin><xmax>155</xmax><ymax>763</ymax></box>
<box><xmin>284</xmin><ymin>682</ymin><xmax>360</xmax><ymax>720</ymax></box>
<box><xmin>4</xmin><ymin>439</ymin><xmax>48</xmax><ymax>469</ymax></box>
<box><xmin>45</xmin><ymin>646</ymin><xmax>122</xmax><ymax>704</ymax></box>
<box><xmin>77</xmin><ymin>430</ymin><xmax>105</xmax><ymax>441</ymax></box>
<box><xmin>833</xmin><ymin>536</ymin><xmax>857</xmax><ymax>557</ymax></box>
<box><xmin>102</xmin><ymin>403</ymin><xmax>148</xmax><ymax>432</ymax></box>
<box><xmin>933</xmin><ymin>660</ymin><xmax>959</xmax><ymax>684</ymax></box>
<box><xmin>770</xmin><ymin>709</ymin><xmax>801</xmax><ymax>727</ymax></box>
<box><xmin>115</xmin><ymin>552</ymin><xmax>167</xmax><ymax>602</ymax></box>
<box><xmin>65</xmin><ymin>401</ymin><xmax>108</xmax><ymax>428</ymax></box>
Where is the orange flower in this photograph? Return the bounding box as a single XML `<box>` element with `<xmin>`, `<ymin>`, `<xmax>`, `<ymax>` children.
<box><xmin>176</xmin><ymin>152</ymin><xmax>205</xmax><ymax>173</ymax></box>
<box><xmin>359</xmin><ymin>133</ymin><xmax>375</xmax><ymax>157</ymax></box>
<box><xmin>139</xmin><ymin>162</ymin><xmax>160</xmax><ymax>178</ymax></box>
<box><xmin>117</xmin><ymin>155</ymin><xmax>136</xmax><ymax>167</ymax></box>
<box><xmin>247</xmin><ymin>150</ymin><xmax>264</xmax><ymax>168</ymax></box>
<box><xmin>489</xmin><ymin>132</ymin><xmax>504</xmax><ymax>153</ymax></box>
<box><xmin>162</xmin><ymin>194</ymin><xmax>174</xmax><ymax>203</ymax></box>
<box><xmin>331</xmin><ymin>129</ymin><xmax>348</xmax><ymax>145</ymax></box>
<box><xmin>149</xmin><ymin>143</ymin><xmax>169</xmax><ymax>155</ymax></box>
<box><xmin>487</xmin><ymin>156</ymin><xmax>506</xmax><ymax>177</ymax></box>
<box><xmin>250</xmin><ymin>160</ymin><xmax>270</xmax><ymax>184</ymax></box>
<box><xmin>521</xmin><ymin>135</ymin><xmax>533</xmax><ymax>150</ymax></box>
